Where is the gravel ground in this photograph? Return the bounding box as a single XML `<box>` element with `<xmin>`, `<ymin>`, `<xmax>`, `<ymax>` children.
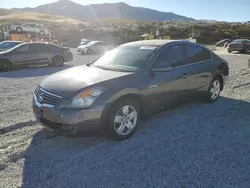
<box><xmin>0</xmin><ymin>48</ymin><xmax>250</xmax><ymax>188</ymax></box>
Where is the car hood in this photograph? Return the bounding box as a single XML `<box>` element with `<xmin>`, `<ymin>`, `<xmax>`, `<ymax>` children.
<box><xmin>78</xmin><ymin>45</ymin><xmax>89</xmax><ymax>48</ymax></box>
<box><xmin>40</xmin><ymin>65</ymin><xmax>133</xmax><ymax>98</ymax></box>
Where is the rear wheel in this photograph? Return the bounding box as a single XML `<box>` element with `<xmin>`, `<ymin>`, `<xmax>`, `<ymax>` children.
<box><xmin>244</xmin><ymin>47</ymin><xmax>248</xmax><ymax>53</ymax></box>
<box><xmin>205</xmin><ymin>76</ymin><xmax>222</xmax><ymax>103</ymax></box>
<box><xmin>107</xmin><ymin>98</ymin><xmax>140</xmax><ymax>141</ymax></box>
<box><xmin>1</xmin><ymin>60</ymin><xmax>11</xmax><ymax>72</ymax></box>
<box><xmin>16</xmin><ymin>27</ymin><xmax>22</xmax><ymax>33</ymax></box>
<box><xmin>39</xmin><ymin>30</ymin><xmax>45</xmax><ymax>36</ymax></box>
<box><xmin>227</xmin><ymin>48</ymin><xmax>232</xmax><ymax>53</ymax></box>
<box><xmin>52</xmin><ymin>56</ymin><xmax>64</xmax><ymax>66</ymax></box>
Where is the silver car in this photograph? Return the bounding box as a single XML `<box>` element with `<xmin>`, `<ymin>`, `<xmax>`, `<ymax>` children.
<box><xmin>33</xmin><ymin>40</ymin><xmax>229</xmax><ymax>141</ymax></box>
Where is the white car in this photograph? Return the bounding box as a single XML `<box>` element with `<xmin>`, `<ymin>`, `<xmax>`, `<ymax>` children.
<box><xmin>77</xmin><ymin>41</ymin><xmax>114</xmax><ymax>54</ymax></box>
<box><xmin>11</xmin><ymin>23</ymin><xmax>50</xmax><ymax>36</ymax></box>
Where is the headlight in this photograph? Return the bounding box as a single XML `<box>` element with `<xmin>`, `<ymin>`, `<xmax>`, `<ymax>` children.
<box><xmin>66</xmin><ymin>87</ymin><xmax>106</xmax><ymax>108</ymax></box>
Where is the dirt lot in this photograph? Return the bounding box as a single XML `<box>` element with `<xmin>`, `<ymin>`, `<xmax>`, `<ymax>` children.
<box><xmin>0</xmin><ymin>48</ymin><xmax>250</xmax><ymax>188</ymax></box>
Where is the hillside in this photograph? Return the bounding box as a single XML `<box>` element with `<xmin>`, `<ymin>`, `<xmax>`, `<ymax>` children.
<box><xmin>0</xmin><ymin>8</ymin><xmax>86</xmax><ymax>25</ymax></box>
<box><xmin>16</xmin><ymin>0</ymin><xmax>196</xmax><ymax>22</ymax></box>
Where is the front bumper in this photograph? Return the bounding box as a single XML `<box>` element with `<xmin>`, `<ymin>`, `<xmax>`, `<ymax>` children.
<box><xmin>32</xmin><ymin>94</ymin><xmax>105</xmax><ymax>134</ymax></box>
<box><xmin>77</xmin><ymin>48</ymin><xmax>86</xmax><ymax>53</ymax></box>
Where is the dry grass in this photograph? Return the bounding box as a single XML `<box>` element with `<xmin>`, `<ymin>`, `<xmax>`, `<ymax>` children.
<box><xmin>0</xmin><ymin>8</ymin><xmax>87</xmax><ymax>25</ymax></box>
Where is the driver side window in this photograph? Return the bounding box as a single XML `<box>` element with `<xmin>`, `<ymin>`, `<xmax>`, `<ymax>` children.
<box><xmin>152</xmin><ymin>44</ymin><xmax>186</xmax><ymax>69</ymax></box>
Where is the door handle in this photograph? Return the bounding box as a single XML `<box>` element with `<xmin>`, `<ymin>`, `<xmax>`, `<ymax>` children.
<box><xmin>182</xmin><ymin>74</ymin><xmax>187</xmax><ymax>79</ymax></box>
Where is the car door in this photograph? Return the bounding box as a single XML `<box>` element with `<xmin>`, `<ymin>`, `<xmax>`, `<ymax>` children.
<box><xmin>184</xmin><ymin>43</ymin><xmax>213</xmax><ymax>92</ymax></box>
<box><xmin>148</xmin><ymin>43</ymin><xmax>190</xmax><ymax>109</ymax></box>
<box><xmin>29</xmin><ymin>43</ymin><xmax>50</xmax><ymax>64</ymax></box>
<box><xmin>10</xmin><ymin>44</ymin><xmax>33</xmax><ymax>67</ymax></box>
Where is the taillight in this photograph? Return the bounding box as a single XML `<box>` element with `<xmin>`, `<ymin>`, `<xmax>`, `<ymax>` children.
<box><xmin>240</xmin><ymin>44</ymin><xmax>244</xmax><ymax>46</ymax></box>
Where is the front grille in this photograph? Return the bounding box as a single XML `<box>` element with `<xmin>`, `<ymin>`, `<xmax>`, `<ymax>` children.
<box><xmin>34</xmin><ymin>86</ymin><xmax>62</xmax><ymax>105</ymax></box>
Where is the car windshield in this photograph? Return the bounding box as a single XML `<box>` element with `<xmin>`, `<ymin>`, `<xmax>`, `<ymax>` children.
<box><xmin>92</xmin><ymin>45</ymin><xmax>158</xmax><ymax>72</ymax></box>
<box><xmin>0</xmin><ymin>42</ymin><xmax>20</xmax><ymax>49</ymax></box>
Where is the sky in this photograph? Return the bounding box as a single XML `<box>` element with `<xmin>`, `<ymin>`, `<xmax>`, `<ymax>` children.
<box><xmin>1</xmin><ymin>0</ymin><xmax>250</xmax><ymax>22</ymax></box>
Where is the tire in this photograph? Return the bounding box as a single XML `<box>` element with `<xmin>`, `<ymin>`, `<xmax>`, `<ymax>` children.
<box><xmin>205</xmin><ymin>76</ymin><xmax>222</xmax><ymax>103</ymax></box>
<box><xmin>107</xmin><ymin>98</ymin><xmax>141</xmax><ymax>141</ymax></box>
<box><xmin>227</xmin><ymin>48</ymin><xmax>232</xmax><ymax>53</ymax></box>
<box><xmin>1</xmin><ymin>60</ymin><xmax>11</xmax><ymax>72</ymax></box>
<box><xmin>87</xmin><ymin>49</ymin><xmax>93</xmax><ymax>54</ymax></box>
<box><xmin>52</xmin><ymin>56</ymin><xmax>64</xmax><ymax>66</ymax></box>
<box><xmin>16</xmin><ymin>27</ymin><xmax>22</xmax><ymax>33</ymax></box>
<box><xmin>39</xmin><ymin>30</ymin><xmax>45</xmax><ymax>36</ymax></box>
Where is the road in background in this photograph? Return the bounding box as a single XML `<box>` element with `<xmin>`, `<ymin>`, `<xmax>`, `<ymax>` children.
<box><xmin>0</xmin><ymin>48</ymin><xmax>250</xmax><ymax>188</ymax></box>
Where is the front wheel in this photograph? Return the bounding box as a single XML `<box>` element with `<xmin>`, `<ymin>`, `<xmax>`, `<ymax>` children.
<box><xmin>206</xmin><ymin>77</ymin><xmax>222</xmax><ymax>103</ymax></box>
<box><xmin>87</xmin><ymin>49</ymin><xmax>93</xmax><ymax>54</ymax></box>
<box><xmin>107</xmin><ymin>98</ymin><xmax>140</xmax><ymax>141</ymax></box>
<box><xmin>227</xmin><ymin>48</ymin><xmax>232</xmax><ymax>53</ymax></box>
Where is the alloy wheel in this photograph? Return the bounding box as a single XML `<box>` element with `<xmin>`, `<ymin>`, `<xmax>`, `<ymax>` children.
<box><xmin>114</xmin><ymin>105</ymin><xmax>138</xmax><ymax>136</ymax></box>
<box><xmin>210</xmin><ymin>80</ymin><xmax>221</xmax><ymax>100</ymax></box>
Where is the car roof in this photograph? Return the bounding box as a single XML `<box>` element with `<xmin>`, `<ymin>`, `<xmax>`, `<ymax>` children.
<box><xmin>121</xmin><ymin>39</ymin><xmax>190</xmax><ymax>47</ymax></box>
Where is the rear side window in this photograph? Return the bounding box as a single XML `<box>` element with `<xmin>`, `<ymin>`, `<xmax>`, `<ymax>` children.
<box><xmin>153</xmin><ymin>44</ymin><xmax>186</xmax><ymax>69</ymax></box>
<box><xmin>48</xmin><ymin>44</ymin><xmax>61</xmax><ymax>52</ymax></box>
<box><xmin>15</xmin><ymin>44</ymin><xmax>30</xmax><ymax>52</ymax></box>
<box><xmin>185</xmin><ymin>44</ymin><xmax>211</xmax><ymax>64</ymax></box>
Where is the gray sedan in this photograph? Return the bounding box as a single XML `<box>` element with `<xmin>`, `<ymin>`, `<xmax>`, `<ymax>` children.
<box><xmin>0</xmin><ymin>42</ymin><xmax>73</xmax><ymax>71</ymax></box>
<box><xmin>227</xmin><ymin>39</ymin><xmax>250</xmax><ymax>53</ymax></box>
<box><xmin>33</xmin><ymin>40</ymin><xmax>229</xmax><ymax>141</ymax></box>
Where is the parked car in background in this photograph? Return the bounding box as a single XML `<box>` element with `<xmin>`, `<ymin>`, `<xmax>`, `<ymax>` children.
<box><xmin>0</xmin><ymin>41</ymin><xmax>24</xmax><ymax>52</ymax></box>
<box><xmin>81</xmin><ymin>39</ymin><xmax>90</xmax><ymax>45</ymax></box>
<box><xmin>77</xmin><ymin>41</ymin><xmax>113</xmax><ymax>54</ymax></box>
<box><xmin>0</xmin><ymin>42</ymin><xmax>73</xmax><ymax>71</ymax></box>
<box><xmin>227</xmin><ymin>39</ymin><xmax>250</xmax><ymax>53</ymax></box>
<box><xmin>11</xmin><ymin>23</ymin><xmax>50</xmax><ymax>36</ymax></box>
<box><xmin>215</xmin><ymin>39</ymin><xmax>231</xmax><ymax>47</ymax></box>
<box><xmin>33</xmin><ymin>40</ymin><xmax>229</xmax><ymax>140</ymax></box>
<box><xmin>224</xmin><ymin>39</ymin><xmax>234</xmax><ymax>48</ymax></box>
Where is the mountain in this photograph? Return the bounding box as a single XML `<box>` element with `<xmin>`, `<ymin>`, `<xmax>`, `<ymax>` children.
<box><xmin>0</xmin><ymin>8</ymin><xmax>86</xmax><ymax>25</ymax></box>
<box><xmin>16</xmin><ymin>0</ymin><xmax>196</xmax><ymax>22</ymax></box>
